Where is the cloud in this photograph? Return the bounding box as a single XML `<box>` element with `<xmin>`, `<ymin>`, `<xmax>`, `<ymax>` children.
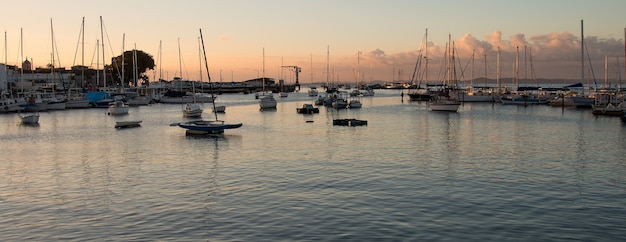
<box><xmin>218</xmin><ymin>35</ymin><xmax>230</xmax><ymax>41</ymax></box>
<box><xmin>356</xmin><ymin>31</ymin><xmax>624</xmax><ymax>80</ymax></box>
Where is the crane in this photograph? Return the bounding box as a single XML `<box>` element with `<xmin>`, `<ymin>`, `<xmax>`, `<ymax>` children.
<box><xmin>281</xmin><ymin>65</ymin><xmax>301</xmax><ymax>90</ymax></box>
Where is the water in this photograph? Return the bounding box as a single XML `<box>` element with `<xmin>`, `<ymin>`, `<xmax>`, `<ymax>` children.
<box><xmin>1</xmin><ymin>89</ymin><xmax>626</xmax><ymax>241</ymax></box>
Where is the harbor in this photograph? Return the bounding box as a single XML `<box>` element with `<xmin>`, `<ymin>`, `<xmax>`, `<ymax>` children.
<box><xmin>1</xmin><ymin>89</ymin><xmax>626</xmax><ymax>241</ymax></box>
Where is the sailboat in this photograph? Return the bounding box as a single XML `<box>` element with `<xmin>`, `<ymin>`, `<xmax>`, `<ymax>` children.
<box><xmin>408</xmin><ymin>29</ymin><xmax>433</xmax><ymax>102</ymax></box>
<box><xmin>174</xmin><ymin>29</ymin><xmax>242</xmax><ymax>135</ymax></box>
<box><xmin>348</xmin><ymin>51</ymin><xmax>363</xmax><ymax>108</ymax></box>
<box><xmin>45</xmin><ymin>19</ymin><xmax>66</xmax><ymax>110</ymax></box>
<box><xmin>258</xmin><ymin>48</ymin><xmax>277</xmax><ymax>109</ymax></box>
<box><xmin>429</xmin><ymin>34</ymin><xmax>460</xmax><ymax>112</ymax></box>
<box><xmin>176</xmin><ymin>38</ymin><xmax>203</xmax><ymax>118</ymax></box>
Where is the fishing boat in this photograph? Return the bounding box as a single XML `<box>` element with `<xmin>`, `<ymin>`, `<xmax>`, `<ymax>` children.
<box><xmin>174</xmin><ymin>29</ymin><xmax>242</xmax><ymax>135</ymax></box>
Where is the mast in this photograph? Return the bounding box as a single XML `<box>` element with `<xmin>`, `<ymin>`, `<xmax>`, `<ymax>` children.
<box><xmin>262</xmin><ymin>47</ymin><xmax>266</xmax><ymax>93</ymax></box>
<box><xmin>96</xmin><ymin>39</ymin><xmax>99</xmax><ymax>87</ymax></box>
<box><xmin>199</xmin><ymin>28</ymin><xmax>218</xmax><ymax>121</ymax></box>
<box><xmin>326</xmin><ymin>45</ymin><xmax>330</xmax><ymax>88</ymax></box>
<box><xmin>3</xmin><ymin>29</ymin><xmax>6</xmax><ymax>95</ymax></box>
<box><xmin>425</xmin><ymin>28</ymin><xmax>428</xmax><ymax>84</ymax></box>
<box><xmin>50</xmin><ymin>19</ymin><xmax>56</xmax><ymax>91</ymax></box>
<box><xmin>133</xmin><ymin>44</ymin><xmax>138</xmax><ymax>87</ymax></box>
<box><xmin>81</xmin><ymin>17</ymin><xmax>85</xmax><ymax>88</ymax></box>
<box><xmin>20</xmin><ymin>28</ymin><xmax>23</xmax><ymax>94</ymax></box>
<box><xmin>101</xmin><ymin>16</ymin><xmax>106</xmax><ymax>88</ymax></box>
<box><xmin>581</xmin><ymin>20</ymin><xmax>585</xmax><ymax>83</ymax></box>
<box><xmin>516</xmin><ymin>46</ymin><xmax>519</xmax><ymax>89</ymax></box>
<box><xmin>121</xmin><ymin>33</ymin><xmax>125</xmax><ymax>87</ymax></box>
<box><xmin>496</xmin><ymin>46</ymin><xmax>500</xmax><ymax>90</ymax></box>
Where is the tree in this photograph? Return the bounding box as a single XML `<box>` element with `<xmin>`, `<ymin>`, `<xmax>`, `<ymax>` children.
<box><xmin>110</xmin><ymin>49</ymin><xmax>156</xmax><ymax>87</ymax></box>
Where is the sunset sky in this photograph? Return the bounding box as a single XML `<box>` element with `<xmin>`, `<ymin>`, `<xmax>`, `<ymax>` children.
<box><xmin>1</xmin><ymin>0</ymin><xmax>625</xmax><ymax>85</ymax></box>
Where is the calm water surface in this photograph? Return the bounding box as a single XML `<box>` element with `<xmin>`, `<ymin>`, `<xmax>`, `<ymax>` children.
<box><xmin>1</xmin><ymin>89</ymin><xmax>626</xmax><ymax>241</ymax></box>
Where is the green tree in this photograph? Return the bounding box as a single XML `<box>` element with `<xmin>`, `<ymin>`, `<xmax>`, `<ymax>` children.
<box><xmin>110</xmin><ymin>49</ymin><xmax>155</xmax><ymax>87</ymax></box>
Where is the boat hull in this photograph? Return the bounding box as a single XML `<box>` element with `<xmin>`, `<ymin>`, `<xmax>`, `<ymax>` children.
<box><xmin>177</xmin><ymin>120</ymin><xmax>243</xmax><ymax>133</ymax></box>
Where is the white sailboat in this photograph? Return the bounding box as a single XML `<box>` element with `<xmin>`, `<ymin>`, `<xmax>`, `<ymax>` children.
<box><xmin>348</xmin><ymin>51</ymin><xmax>363</xmax><ymax>109</ymax></box>
<box><xmin>259</xmin><ymin>48</ymin><xmax>277</xmax><ymax>109</ymax></box>
<box><xmin>178</xmin><ymin>38</ymin><xmax>203</xmax><ymax>118</ymax></box>
<box><xmin>429</xmin><ymin>35</ymin><xmax>460</xmax><ymax>112</ymax></box>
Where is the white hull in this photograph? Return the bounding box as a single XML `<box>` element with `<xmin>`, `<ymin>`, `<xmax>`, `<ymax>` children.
<box><xmin>183</xmin><ymin>103</ymin><xmax>203</xmax><ymax>118</ymax></box>
<box><xmin>20</xmin><ymin>113</ymin><xmax>39</xmax><ymax>124</ymax></box>
<box><xmin>259</xmin><ymin>96</ymin><xmax>277</xmax><ymax>109</ymax></box>
<box><xmin>1</xmin><ymin>102</ymin><xmax>25</xmax><ymax>113</ymax></box>
<box><xmin>108</xmin><ymin>101</ymin><xmax>129</xmax><ymax>115</ymax></box>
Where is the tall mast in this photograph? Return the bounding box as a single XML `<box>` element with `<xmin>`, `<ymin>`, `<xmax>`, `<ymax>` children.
<box><xmin>326</xmin><ymin>45</ymin><xmax>329</xmax><ymax>87</ymax></box>
<box><xmin>100</xmin><ymin>16</ymin><xmax>106</xmax><ymax>88</ymax></box>
<box><xmin>198</xmin><ymin>28</ymin><xmax>218</xmax><ymax>121</ymax></box>
<box><xmin>50</xmin><ymin>19</ymin><xmax>56</xmax><ymax>89</ymax></box>
<box><xmin>496</xmin><ymin>46</ymin><xmax>500</xmax><ymax>90</ymax></box>
<box><xmin>581</xmin><ymin>19</ymin><xmax>585</xmax><ymax>83</ymax></box>
<box><xmin>121</xmin><ymin>33</ymin><xmax>125</xmax><ymax>87</ymax></box>
<box><xmin>198</xmin><ymin>37</ymin><xmax>202</xmax><ymax>83</ymax></box>
<box><xmin>3</xmin><ymin>29</ymin><xmax>6</xmax><ymax>95</ymax></box>
<box><xmin>263</xmin><ymin>48</ymin><xmax>266</xmax><ymax>92</ymax></box>
<box><xmin>81</xmin><ymin>17</ymin><xmax>85</xmax><ymax>88</ymax></box>
<box><xmin>177</xmin><ymin>38</ymin><xmax>182</xmax><ymax>80</ymax></box>
<box><xmin>133</xmin><ymin>44</ymin><xmax>138</xmax><ymax>87</ymax></box>
<box><xmin>20</xmin><ymin>28</ymin><xmax>23</xmax><ymax>94</ymax></box>
<box><xmin>425</xmin><ymin>28</ymin><xmax>428</xmax><ymax>83</ymax></box>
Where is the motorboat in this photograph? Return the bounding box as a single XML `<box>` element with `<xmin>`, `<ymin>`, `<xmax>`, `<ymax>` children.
<box><xmin>108</xmin><ymin>100</ymin><xmax>129</xmax><ymax>115</ymax></box>
<box><xmin>183</xmin><ymin>102</ymin><xmax>203</xmax><ymax>118</ymax></box>
<box><xmin>296</xmin><ymin>104</ymin><xmax>319</xmax><ymax>114</ymax></box>
<box><xmin>19</xmin><ymin>112</ymin><xmax>39</xmax><ymax>124</ymax></box>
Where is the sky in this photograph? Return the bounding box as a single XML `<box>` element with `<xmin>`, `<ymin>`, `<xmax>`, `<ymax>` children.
<box><xmin>1</xmin><ymin>0</ymin><xmax>626</xmax><ymax>85</ymax></box>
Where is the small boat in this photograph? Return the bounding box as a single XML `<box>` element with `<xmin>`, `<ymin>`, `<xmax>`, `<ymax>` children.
<box><xmin>183</xmin><ymin>102</ymin><xmax>203</xmax><ymax>118</ymax></box>
<box><xmin>333</xmin><ymin>118</ymin><xmax>367</xmax><ymax>126</ymax></box>
<box><xmin>308</xmin><ymin>87</ymin><xmax>319</xmax><ymax>97</ymax></box>
<box><xmin>176</xmin><ymin>120</ymin><xmax>242</xmax><ymax>135</ymax></box>
<box><xmin>108</xmin><ymin>100</ymin><xmax>129</xmax><ymax>115</ymax></box>
<box><xmin>115</xmin><ymin>120</ymin><xmax>142</xmax><ymax>129</ymax></box>
<box><xmin>429</xmin><ymin>91</ymin><xmax>460</xmax><ymax>112</ymax></box>
<box><xmin>296</xmin><ymin>104</ymin><xmax>319</xmax><ymax>114</ymax></box>
<box><xmin>19</xmin><ymin>112</ymin><xmax>39</xmax><ymax>125</ymax></box>
<box><xmin>259</xmin><ymin>94</ymin><xmax>277</xmax><ymax>109</ymax></box>
<box><xmin>213</xmin><ymin>105</ymin><xmax>226</xmax><ymax>113</ymax></box>
<box><xmin>348</xmin><ymin>97</ymin><xmax>362</xmax><ymax>108</ymax></box>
